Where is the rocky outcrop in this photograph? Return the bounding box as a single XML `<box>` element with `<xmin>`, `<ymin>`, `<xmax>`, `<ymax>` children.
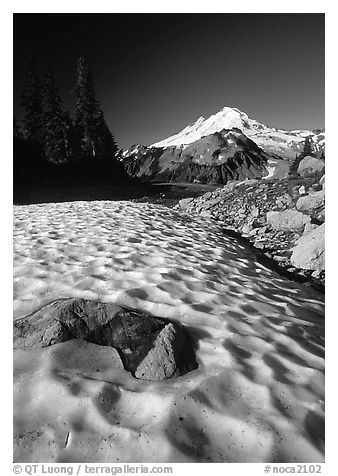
<box><xmin>297</xmin><ymin>156</ymin><xmax>325</xmax><ymax>178</ymax></box>
<box><xmin>123</xmin><ymin>128</ymin><xmax>272</xmax><ymax>185</ymax></box>
<box><xmin>13</xmin><ymin>298</ymin><xmax>197</xmax><ymax>381</ymax></box>
<box><xmin>291</xmin><ymin>224</ymin><xmax>325</xmax><ymax>273</ymax></box>
<box><xmin>176</xmin><ymin>174</ymin><xmax>325</xmax><ymax>284</ymax></box>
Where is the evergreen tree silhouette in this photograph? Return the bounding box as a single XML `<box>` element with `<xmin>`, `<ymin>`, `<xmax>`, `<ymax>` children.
<box><xmin>74</xmin><ymin>56</ymin><xmax>118</xmax><ymax>161</ymax></box>
<box><xmin>42</xmin><ymin>67</ymin><xmax>73</xmax><ymax>164</ymax></box>
<box><xmin>302</xmin><ymin>136</ymin><xmax>313</xmax><ymax>157</ymax></box>
<box><xmin>20</xmin><ymin>59</ymin><xmax>43</xmax><ymax>142</ymax></box>
<box><xmin>13</xmin><ymin>116</ymin><xmax>22</xmax><ymax>139</ymax></box>
<box><xmin>95</xmin><ymin>109</ymin><xmax>119</xmax><ymax>162</ymax></box>
<box><xmin>289</xmin><ymin>136</ymin><xmax>315</xmax><ymax>176</ymax></box>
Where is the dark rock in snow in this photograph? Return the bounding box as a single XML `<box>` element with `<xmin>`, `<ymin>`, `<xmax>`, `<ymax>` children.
<box><xmin>13</xmin><ymin>298</ymin><xmax>198</xmax><ymax>381</ymax></box>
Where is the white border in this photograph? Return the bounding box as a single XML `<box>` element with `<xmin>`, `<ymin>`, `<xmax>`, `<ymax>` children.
<box><xmin>3</xmin><ymin>2</ymin><xmax>334</xmax><ymax>474</ymax></box>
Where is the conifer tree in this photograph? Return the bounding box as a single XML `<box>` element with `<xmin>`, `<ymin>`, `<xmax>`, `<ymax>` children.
<box><xmin>74</xmin><ymin>56</ymin><xmax>118</xmax><ymax>161</ymax></box>
<box><xmin>75</xmin><ymin>56</ymin><xmax>99</xmax><ymax>158</ymax></box>
<box><xmin>13</xmin><ymin>116</ymin><xmax>22</xmax><ymax>139</ymax></box>
<box><xmin>42</xmin><ymin>67</ymin><xmax>72</xmax><ymax>164</ymax></box>
<box><xmin>95</xmin><ymin>109</ymin><xmax>119</xmax><ymax>162</ymax></box>
<box><xmin>290</xmin><ymin>136</ymin><xmax>315</xmax><ymax>176</ymax></box>
<box><xmin>20</xmin><ymin>59</ymin><xmax>43</xmax><ymax>142</ymax></box>
<box><xmin>302</xmin><ymin>136</ymin><xmax>313</xmax><ymax>157</ymax></box>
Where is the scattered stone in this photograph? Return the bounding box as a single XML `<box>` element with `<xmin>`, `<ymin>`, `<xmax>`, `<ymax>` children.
<box><xmin>13</xmin><ymin>298</ymin><xmax>198</xmax><ymax>381</ymax></box>
<box><xmin>250</xmin><ymin>206</ymin><xmax>259</xmax><ymax>218</ymax></box>
<box><xmin>175</xmin><ymin>175</ymin><xmax>325</xmax><ymax>283</ymax></box>
<box><xmin>275</xmin><ymin>194</ymin><xmax>292</xmax><ymax>209</ymax></box>
<box><xmin>253</xmin><ymin>241</ymin><xmax>265</xmax><ymax>249</ymax></box>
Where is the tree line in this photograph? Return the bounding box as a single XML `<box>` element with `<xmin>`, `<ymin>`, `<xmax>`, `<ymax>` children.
<box><xmin>14</xmin><ymin>57</ymin><xmax>120</xmax><ymax>170</ymax></box>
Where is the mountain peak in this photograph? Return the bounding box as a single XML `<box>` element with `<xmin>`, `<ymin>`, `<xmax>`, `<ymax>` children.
<box><xmin>150</xmin><ymin>105</ymin><xmax>325</xmax><ymax>159</ymax></box>
<box><xmin>151</xmin><ymin>106</ymin><xmax>265</xmax><ymax>148</ymax></box>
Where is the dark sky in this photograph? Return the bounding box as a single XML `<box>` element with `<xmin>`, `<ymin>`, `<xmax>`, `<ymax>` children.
<box><xmin>13</xmin><ymin>13</ymin><xmax>325</xmax><ymax>149</ymax></box>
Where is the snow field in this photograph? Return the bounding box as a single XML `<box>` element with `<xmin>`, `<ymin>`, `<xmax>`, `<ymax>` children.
<box><xmin>13</xmin><ymin>201</ymin><xmax>324</xmax><ymax>462</ymax></box>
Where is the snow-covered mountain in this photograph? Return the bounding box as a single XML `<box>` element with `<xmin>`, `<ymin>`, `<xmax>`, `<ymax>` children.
<box><xmin>151</xmin><ymin>107</ymin><xmax>325</xmax><ymax>160</ymax></box>
<box><xmin>123</xmin><ymin>128</ymin><xmax>271</xmax><ymax>184</ymax></box>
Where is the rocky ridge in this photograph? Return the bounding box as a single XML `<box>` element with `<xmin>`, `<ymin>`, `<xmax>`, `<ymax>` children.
<box><xmin>177</xmin><ymin>158</ymin><xmax>325</xmax><ymax>286</ymax></box>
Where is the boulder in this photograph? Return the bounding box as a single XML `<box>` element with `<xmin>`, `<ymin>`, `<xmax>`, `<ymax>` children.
<box><xmin>303</xmin><ymin>222</ymin><xmax>319</xmax><ymax>235</ymax></box>
<box><xmin>242</xmin><ymin>223</ymin><xmax>253</xmax><ymax>234</ymax></box>
<box><xmin>250</xmin><ymin>206</ymin><xmax>259</xmax><ymax>218</ymax></box>
<box><xmin>297</xmin><ymin>156</ymin><xmax>325</xmax><ymax>178</ymax></box>
<box><xmin>13</xmin><ymin>298</ymin><xmax>197</xmax><ymax>381</ymax></box>
<box><xmin>266</xmin><ymin>210</ymin><xmax>311</xmax><ymax>232</ymax></box>
<box><xmin>296</xmin><ymin>190</ymin><xmax>325</xmax><ymax>212</ymax></box>
<box><xmin>291</xmin><ymin>224</ymin><xmax>325</xmax><ymax>272</ymax></box>
<box><xmin>271</xmin><ymin>160</ymin><xmax>291</xmax><ymax>179</ymax></box>
<box><xmin>223</xmin><ymin>181</ymin><xmax>240</xmax><ymax>193</ymax></box>
<box><xmin>253</xmin><ymin>240</ymin><xmax>265</xmax><ymax>249</ymax></box>
<box><xmin>178</xmin><ymin>197</ymin><xmax>194</xmax><ymax>210</ymax></box>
